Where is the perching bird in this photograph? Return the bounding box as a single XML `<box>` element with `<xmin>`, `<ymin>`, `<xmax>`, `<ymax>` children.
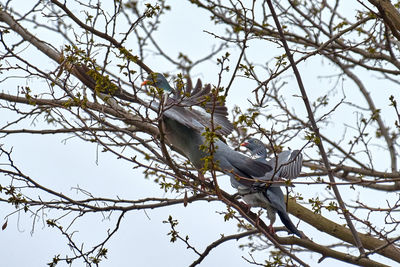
<box><xmin>241</xmin><ymin>138</ymin><xmax>303</xmax><ymax>181</ymax></box>
<box><xmin>240</xmin><ymin>138</ymin><xmax>303</xmax><ymax>237</ymax></box>
<box><xmin>141</xmin><ymin>73</ymin><xmax>272</xmax><ymax>186</ymax></box>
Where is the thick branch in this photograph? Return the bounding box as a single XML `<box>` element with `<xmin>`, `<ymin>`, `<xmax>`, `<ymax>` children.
<box><xmin>277</xmin><ymin>236</ymin><xmax>391</xmax><ymax>267</ymax></box>
<box><xmin>368</xmin><ymin>0</ymin><xmax>400</xmax><ymax>41</ymax></box>
<box><xmin>287</xmin><ymin>197</ymin><xmax>400</xmax><ymax>262</ymax></box>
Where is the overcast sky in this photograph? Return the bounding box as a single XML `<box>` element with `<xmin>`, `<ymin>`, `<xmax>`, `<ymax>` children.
<box><xmin>1</xmin><ymin>1</ymin><xmax>398</xmax><ymax>266</ymax></box>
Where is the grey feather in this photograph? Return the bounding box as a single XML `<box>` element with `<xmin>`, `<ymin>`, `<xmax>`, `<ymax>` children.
<box><xmin>240</xmin><ymin>138</ymin><xmax>303</xmax><ymax>237</ymax></box>
<box><xmin>143</xmin><ymin>73</ymin><xmax>272</xmax><ymax>187</ymax></box>
<box><xmin>162</xmin><ymin>116</ymin><xmax>272</xmax><ymax>185</ymax></box>
<box><xmin>143</xmin><ymin>73</ymin><xmax>233</xmax><ymax>136</ymax></box>
<box><xmin>242</xmin><ymin>138</ymin><xmax>303</xmax><ymax>184</ymax></box>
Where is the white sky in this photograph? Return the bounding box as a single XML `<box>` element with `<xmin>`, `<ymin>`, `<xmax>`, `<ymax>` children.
<box><xmin>0</xmin><ymin>0</ymin><xmax>399</xmax><ymax>266</ymax></box>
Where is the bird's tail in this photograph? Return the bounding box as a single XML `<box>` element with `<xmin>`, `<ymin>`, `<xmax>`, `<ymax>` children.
<box><xmin>277</xmin><ymin>210</ymin><xmax>303</xmax><ymax>238</ymax></box>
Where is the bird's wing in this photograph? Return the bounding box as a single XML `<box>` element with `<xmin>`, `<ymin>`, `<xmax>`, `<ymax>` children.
<box><xmin>189</xmin><ymin>107</ymin><xmax>233</xmax><ymax>135</ymax></box>
<box><xmin>223</xmin><ymin>150</ymin><xmax>273</xmax><ymax>187</ymax></box>
<box><xmin>164</xmin><ymin>77</ymin><xmax>233</xmax><ymax>136</ymax></box>
<box><xmin>279</xmin><ymin>150</ymin><xmax>303</xmax><ymax>179</ymax></box>
<box><xmin>265</xmin><ymin>150</ymin><xmax>303</xmax><ymax>180</ymax></box>
<box><xmin>191</xmin><ymin>78</ymin><xmax>202</xmax><ymax>96</ymax></box>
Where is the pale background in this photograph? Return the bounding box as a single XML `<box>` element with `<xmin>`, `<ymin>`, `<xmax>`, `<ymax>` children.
<box><xmin>0</xmin><ymin>0</ymin><xmax>398</xmax><ymax>266</ymax></box>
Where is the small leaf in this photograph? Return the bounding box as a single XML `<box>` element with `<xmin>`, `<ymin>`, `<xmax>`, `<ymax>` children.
<box><xmin>2</xmin><ymin>219</ymin><xmax>8</xmax><ymax>230</ymax></box>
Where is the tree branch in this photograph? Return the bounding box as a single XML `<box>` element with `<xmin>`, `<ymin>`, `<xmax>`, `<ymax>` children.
<box><xmin>265</xmin><ymin>0</ymin><xmax>366</xmax><ymax>255</ymax></box>
<box><xmin>287</xmin><ymin>197</ymin><xmax>400</xmax><ymax>262</ymax></box>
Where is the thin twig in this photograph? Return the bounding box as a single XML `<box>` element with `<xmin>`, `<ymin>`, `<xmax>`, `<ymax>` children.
<box><xmin>265</xmin><ymin>0</ymin><xmax>366</xmax><ymax>256</ymax></box>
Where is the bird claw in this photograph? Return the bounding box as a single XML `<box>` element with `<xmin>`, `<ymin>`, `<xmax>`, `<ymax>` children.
<box><xmin>197</xmin><ymin>172</ymin><xmax>212</xmax><ymax>190</ymax></box>
<box><xmin>268</xmin><ymin>224</ymin><xmax>276</xmax><ymax>236</ymax></box>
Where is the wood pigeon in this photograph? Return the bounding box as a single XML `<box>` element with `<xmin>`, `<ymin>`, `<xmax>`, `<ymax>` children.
<box><xmin>241</xmin><ymin>138</ymin><xmax>303</xmax><ymax>181</ymax></box>
<box><xmin>240</xmin><ymin>138</ymin><xmax>303</xmax><ymax>237</ymax></box>
<box><xmin>141</xmin><ymin>73</ymin><xmax>273</xmax><ymax>186</ymax></box>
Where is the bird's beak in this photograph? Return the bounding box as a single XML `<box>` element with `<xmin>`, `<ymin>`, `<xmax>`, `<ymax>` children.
<box><xmin>141</xmin><ymin>80</ymin><xmax>150</xmax><ymax>87</ymax></box>
<box><xmin>241</xmin><ymin>142</ymin><xmax>248</xmax><ymax>147</ymax></box>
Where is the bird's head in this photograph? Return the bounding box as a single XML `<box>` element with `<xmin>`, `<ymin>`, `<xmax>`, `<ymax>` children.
<box><xmin>241</xmin><ymin>138</ymin><xmax>263</xmax><ymax>150</ymax></box>
<box><xmin>241</xmin><ymin>138</ymin><xmax>267</xmax><ymax>157</ymax></box>
<box><xmin>141</xmin><ymin>72</ymin><xmax>173</xmax><ymax>92</ymax></box>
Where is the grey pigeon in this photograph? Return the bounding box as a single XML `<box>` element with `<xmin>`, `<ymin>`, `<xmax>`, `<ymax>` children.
<box><xmin>242</xmin><ymin>138</ymin><xmax>303</xmax><ymax>181</ymax></box>
<box><xmin>240</xmin><ymin>138</ymin><xmax>303</xmax><ymax>237</ymax></box>
<box><xmin>141</xmin><ymin>73</ymin><xmax>273</xmax><ymax>186</ymax></box>
<box><xmin>142</xmin><ymin>73</ymin><xmax>233</xmax><ymax>136</ymax></box>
